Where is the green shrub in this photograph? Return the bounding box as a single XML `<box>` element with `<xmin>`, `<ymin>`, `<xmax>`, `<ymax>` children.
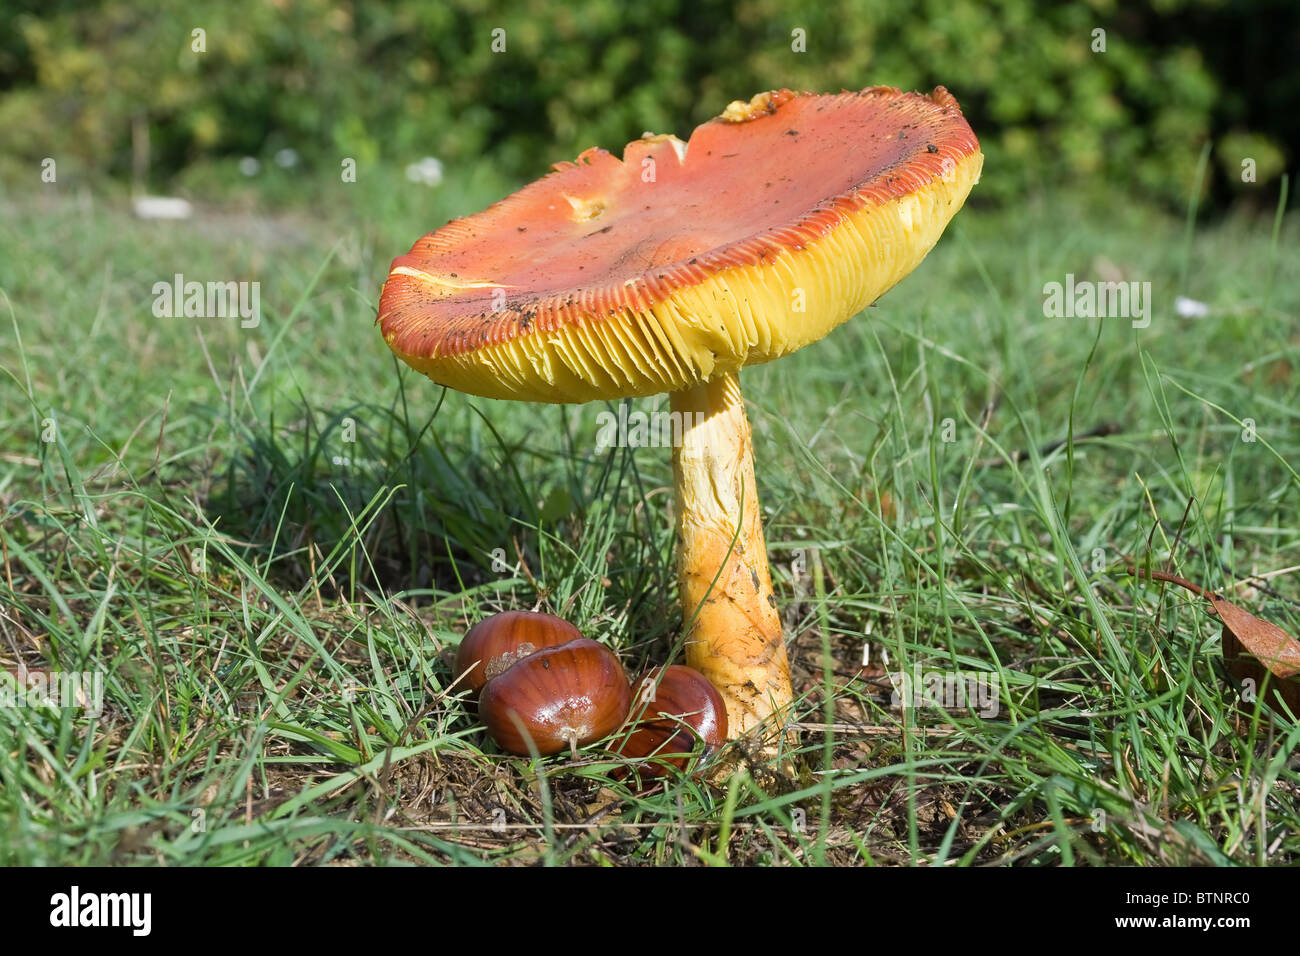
<box><xmin>0</xmin><ymin>0</ymin><xmax>1288</xmax><ymax>208</ymax></box>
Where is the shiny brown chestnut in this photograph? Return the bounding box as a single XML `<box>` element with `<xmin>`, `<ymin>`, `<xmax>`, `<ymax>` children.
<box><xmin>616</xmin><ymin>665</ymin><xmax>727</xmax><ymax>776</ymax></box>
<box><xmin>454</xmin><ymin>610</ymin><xmax>584</xmax><ymax>697</ymax></box>
<box><xmin>478</xmin><ymin>638</ymin><xmax>632</xmax><ymax>757</ymax></box>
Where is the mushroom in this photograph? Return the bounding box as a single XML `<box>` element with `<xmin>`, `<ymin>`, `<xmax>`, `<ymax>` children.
<box><xmin>378</xmin><ymin>87</ymin><xmax>982</xmax><ymax>753</ymax></box>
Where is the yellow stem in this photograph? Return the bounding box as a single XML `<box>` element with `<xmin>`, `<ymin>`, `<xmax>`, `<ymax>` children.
<box><xmin>669</xmin><ymin>372</ymin><xmax>793</xmax><ymax>742</ymax></box>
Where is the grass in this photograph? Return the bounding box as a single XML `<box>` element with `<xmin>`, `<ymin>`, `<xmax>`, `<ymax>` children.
<box><xmin>1</xmin><ymin>166</ymin><xmax>1298</xmax><ymax>866</ymax></box>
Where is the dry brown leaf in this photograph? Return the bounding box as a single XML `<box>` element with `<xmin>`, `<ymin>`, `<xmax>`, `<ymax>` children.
<box><xmin>1128</xmin><ymin>566</ymin><xmax>1300</xmax><ymax>715</ymax></box>
<box><xmin>1221</xmin><ymin>627</ymin><xmax>1300</xmax><ymax>714</ymax></box>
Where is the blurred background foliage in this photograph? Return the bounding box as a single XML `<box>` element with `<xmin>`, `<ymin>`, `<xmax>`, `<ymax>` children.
<box><xmin>0</xmin><ymin>0</ymin><xmax>1295</xmax><ymax>209</ymax></box>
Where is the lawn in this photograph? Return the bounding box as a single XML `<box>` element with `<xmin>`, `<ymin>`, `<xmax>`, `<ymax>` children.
<box><xmin>1</xmin><ymin>165</ymin><xmax>1297</xmax><ymax>865</ymax></box>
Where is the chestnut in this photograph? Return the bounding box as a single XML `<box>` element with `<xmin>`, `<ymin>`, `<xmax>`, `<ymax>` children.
<box><xmin>454</xmin><ymin>610</ymin><xmax>584</xmax><ymax>697</ymax></box>
<box><xmin>616</xmin><ymin>665</ymin><xmax>727</xmax><ymax>777</ymax></box>
<box><xmin>478</xmin><ymin>638</ymin><xmax>632</xmax><ymax>756</ymax></box>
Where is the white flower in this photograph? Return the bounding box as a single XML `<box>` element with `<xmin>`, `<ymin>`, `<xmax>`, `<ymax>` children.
<box><xmin>404</xmin><ymin>156</ymin><xmax>444</xmax><ymax>187</ymax></box>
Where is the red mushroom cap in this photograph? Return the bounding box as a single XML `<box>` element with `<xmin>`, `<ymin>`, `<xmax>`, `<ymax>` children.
<box><xmin>378</xmin><ymin>86</ymin><xmax>982</xmax><ymax>403</ymax></box>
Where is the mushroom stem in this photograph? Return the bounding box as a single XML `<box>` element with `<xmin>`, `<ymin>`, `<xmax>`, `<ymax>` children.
<box><xmin>669</xmin><ymin>372</ymin><xmax>793</xmax><ymax>744</ymax></box>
